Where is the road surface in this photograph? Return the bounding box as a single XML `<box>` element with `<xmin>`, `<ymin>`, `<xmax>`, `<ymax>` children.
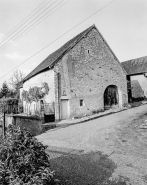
<box><xmin>37</xmin><ymin>104</ymin><xmax>147</xmax><ymax>185</ymax></box>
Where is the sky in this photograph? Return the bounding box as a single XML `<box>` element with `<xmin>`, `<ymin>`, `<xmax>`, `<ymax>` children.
<box><xmin>0</xmin><ymin>0</ymin><xmax>147</xmax><ymax>87</ymax></box>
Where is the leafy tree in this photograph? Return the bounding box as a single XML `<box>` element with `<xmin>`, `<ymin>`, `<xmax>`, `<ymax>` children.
<box><xmin>9</xmin><ymin>70</ymin><xmax>25</xmax><ymax>90</ymax></box>
<box><xmin>21</xmin><ymin>83</ymin><xmax>49</xmax><ymax>103</ymax></box>
<box><xmin>7</xmin><ymin>70</ymin><xmax>25</xmax><ymax>99</ymax></box>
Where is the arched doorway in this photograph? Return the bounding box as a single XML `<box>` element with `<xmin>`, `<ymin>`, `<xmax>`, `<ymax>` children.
<box><xmin>104</xmin><ymin>85</ymin><xmax>118</xmax><ymax>110</ymax></box>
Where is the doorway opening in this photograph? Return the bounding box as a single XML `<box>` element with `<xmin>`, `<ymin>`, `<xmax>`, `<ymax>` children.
<box><xmin>104</xmin><ymin>85</ymin><xmax>118</xmax><ymax>110</ymax></box>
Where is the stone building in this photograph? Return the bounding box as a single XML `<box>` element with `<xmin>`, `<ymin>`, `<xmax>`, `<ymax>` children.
<box><xmin>122</xmin><ymin>56</ymin><xmax>147</xmax><ymax>101</ymax></box>
<box><xmin>21</xmin><ymin>24</ymin><xmax>128</xmax><ymax>121</ymax></box>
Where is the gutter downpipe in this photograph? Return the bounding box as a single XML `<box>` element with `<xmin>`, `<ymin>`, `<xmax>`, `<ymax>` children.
<box><xmin>57</xmin><ymin>72</ymin><xmax>60</xmax><ymax>121</ymax></box>
<box><xmin>50</xmin><ymin>66</ymin><xmax>60</xmax><ymax>121</ymax></box>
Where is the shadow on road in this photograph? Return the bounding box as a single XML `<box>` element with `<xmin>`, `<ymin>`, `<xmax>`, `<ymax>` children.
<box><xmin>49</xmin><ymin>151</ymin><xmax>129</xmax><ymax>185</ymax></box>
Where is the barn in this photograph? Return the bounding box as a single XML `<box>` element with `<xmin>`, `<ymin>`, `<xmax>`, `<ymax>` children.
<box><xmin>21</xmin><ymin>24</ymin><xmax>128</xmax><ymax>121</ymax></box>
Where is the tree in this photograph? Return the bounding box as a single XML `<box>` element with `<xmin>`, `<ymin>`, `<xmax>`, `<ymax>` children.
<box><xmin>1</xmin><ymin>82</ymin><xmax>9</xmax><ymax>98</ymax></box>
<box><xmin>9</xmin><ymin>69</ymin><xmax>25</xmax><ymax>90</ymax></box>
<box><xmin>8</xmin><ymin>70</ymin><xmax>25</xmax><ymax>99</ymax></box>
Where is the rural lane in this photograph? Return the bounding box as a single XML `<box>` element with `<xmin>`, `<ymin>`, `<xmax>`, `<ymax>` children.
<box><xmin>37</xmin><ymin>104</ymin><xmax>147</xmax><ymax>184</ymax></box>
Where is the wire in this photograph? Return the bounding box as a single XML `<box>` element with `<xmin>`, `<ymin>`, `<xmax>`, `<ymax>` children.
<box><xmin>0</xmin><ymin>0</ymin><xmax>47</xmax><ymax>43</ymax></box>
<box><xmin>0</xmin><ymin>0</ymin><xmax>116</xmax><ymax>80</ymax></box>
<box><xmin>0</xmin><ymin>0</ymin><xmax>63</xmax><ymax>52</ymax></box>
<box><xmin>0</xmin><ymin>0</ymin><xmax>57</xmax><ymax>48</ymax></box>
<box><xmin>0</xmin><ymin>0</ymin><xmax>66</xmax><ymax>53</ymax></box>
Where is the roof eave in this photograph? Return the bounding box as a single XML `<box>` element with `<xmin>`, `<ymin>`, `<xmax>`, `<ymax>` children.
<box><xmin>23</xmin><ymin>25</ymin><xmax>96</xmax><ymax>82</ymax></box>
<box><xmin>126</xmin><ymin>72</ymin><xmax>147</xmax><ymax>76</ymax></box>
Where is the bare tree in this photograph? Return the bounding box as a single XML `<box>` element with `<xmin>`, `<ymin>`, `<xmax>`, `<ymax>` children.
<box><xmin>9</xmin><ymin>70</ymin><xmax>25</xmax><ymax>90</ymax></box>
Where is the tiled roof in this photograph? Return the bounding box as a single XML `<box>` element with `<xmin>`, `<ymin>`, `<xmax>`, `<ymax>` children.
<box><xmin>23</xmin><ymin>25</ymin><xmax>95</xmax><ymax>82</ymax></box>
<box><xmin>24</xmin><ymin>24</ymin><xmax>126</xmax><ymax>82</ymax></box>
<box><xmin>121</xmin><ymin>56</ymin><xmax>147</xmax><ymax>75</ymax></box>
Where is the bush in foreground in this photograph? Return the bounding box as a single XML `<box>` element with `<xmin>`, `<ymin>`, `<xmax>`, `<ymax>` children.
<box><xmin>0</xmin><ymin>125</ymin><xmax>56</xmax><ymax>185</ymax></box>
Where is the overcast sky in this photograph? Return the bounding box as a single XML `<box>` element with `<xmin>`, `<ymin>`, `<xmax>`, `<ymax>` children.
<box><xmin>0</xmin><ymin>0</ymin><xmax>147</xmax><ymax>87</ymax></box>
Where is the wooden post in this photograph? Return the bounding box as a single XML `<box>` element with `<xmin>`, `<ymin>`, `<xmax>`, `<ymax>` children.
<box><xmin>3</xmin><ymin>106</ymin><xmax>6</xmax><ymax>137</ymax></box>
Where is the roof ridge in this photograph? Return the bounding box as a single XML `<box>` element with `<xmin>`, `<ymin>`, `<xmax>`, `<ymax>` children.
<box><xmin>122</xmin><ymin>55</ymin><xmax>147</xmax><ymax>64</ymax></box>
<box><xmin>121</xmin><ymin>55</ymin><xmax>147</xmax><ymax>75</ymax></box>
<box><xmin>23</xmin><ymin>24</ymin><xmax>95</xmax><ymax>82</ymax></box>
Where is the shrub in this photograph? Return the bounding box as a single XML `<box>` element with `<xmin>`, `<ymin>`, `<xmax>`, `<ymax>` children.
<box><xmin>92</xmin><ymin>109</ymin><xmax>104</xmax><ymax>115</ymax></box>
<box><xmin>0</xmin><ymin>125</ymin><xmax>56</xmax><ymax>185</ymax></box>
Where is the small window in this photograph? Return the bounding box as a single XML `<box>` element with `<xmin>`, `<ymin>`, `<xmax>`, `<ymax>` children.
<box><xmin>80</xmin><ymin>99</ymin><xmax>84</xmax><ymax>107</ymax></box>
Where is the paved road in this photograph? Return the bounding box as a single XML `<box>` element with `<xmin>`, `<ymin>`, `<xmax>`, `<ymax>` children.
<box><xmin>37</xmin><ymin>104</ymin><xmax>147</xmax><ymax>184</ymax></box>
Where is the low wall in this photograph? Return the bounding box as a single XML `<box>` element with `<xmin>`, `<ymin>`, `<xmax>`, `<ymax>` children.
<box><xmin>6</xmin><ymin>114</ymin><xmax>43</xmax><ymax>136</ymax></box>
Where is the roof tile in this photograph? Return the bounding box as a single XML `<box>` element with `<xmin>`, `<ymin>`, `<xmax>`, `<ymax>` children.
<box><xmin>121</xmin><ymin>56</ymin><xmax>147</xmax><ymax>75</ymax></box>
<box><xmin>23</xmin><ymin>25</ymin><xmax>95</xmax><ymax>82</ymax></box>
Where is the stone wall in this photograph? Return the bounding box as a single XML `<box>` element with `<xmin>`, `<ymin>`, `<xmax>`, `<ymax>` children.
<box><xmin>54</xmin><ymin>28</ymin><xmax>128</xmax><ymax>119</ymax></box>
<box><xmin>13</xmin><ymin>115</ymin><xmax>42</xmax><ymax>136</ymax></box>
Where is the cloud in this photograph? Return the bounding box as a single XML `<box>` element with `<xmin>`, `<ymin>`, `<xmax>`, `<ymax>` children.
<box><xmin>5</xmin><ymin>52</ymin><xmax>26</xmax><ymax>60</ymax></box>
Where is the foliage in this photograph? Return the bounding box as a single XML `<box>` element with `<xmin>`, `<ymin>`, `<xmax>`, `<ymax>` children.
<box><xmin>0</xmin><ymin>82</ymin><xmax>17</xmax><ymax>99</ymax></box>
<box><xmin>1</xmin><ymin>82</ymin><xmax>9</xmax><ymax>98</ymax></box>
<box><xmin>21</xmin><ymin>90</ymin><xmax>30</xmax><ymax>102</ymax></box>
<box><xmin>92</xmin><ymin>109</ymin><xmax>104</xmax><ymax>115</ymax></box>
<box><xmin>0</xmin><ymin>98</ymin><xmax>20</xmax><ymax>114</ymax></box>
<box><xmin>0</xmin><ymin>125</ymin><xmax>56</xmax><ymax>185</ymax></box>
<box><xmin>22</xmin><ymin>82</ymin><xmax>49</xmax><ymax>103</ymax></box>
<box><xmin>9</xmin><ymin>70</ymin><xmax>25</xmax><ymax>90</ymax></box>
<box><xmin>4</xmin><ymin>98</ymin><xmax>19</xmax><ymax>105</ymax></box>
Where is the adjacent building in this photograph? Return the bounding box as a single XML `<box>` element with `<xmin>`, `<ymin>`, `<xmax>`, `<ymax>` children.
<box><xmin>122</xmin><ymin>56</ymin><xmax>147</xmax><ymax>101</ymax></box>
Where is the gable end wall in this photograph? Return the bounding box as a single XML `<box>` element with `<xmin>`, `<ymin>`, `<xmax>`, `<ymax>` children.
<box><xmin>54</xmin><ymin>28</ymin><xmax>128</xmax><ymax>119</ymax></box>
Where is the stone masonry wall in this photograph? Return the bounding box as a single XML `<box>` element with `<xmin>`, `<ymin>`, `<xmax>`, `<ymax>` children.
<box><xmin>55</xmin><ymin>28</ymin><xmax>128</xmax><ymax>119</ymax></box>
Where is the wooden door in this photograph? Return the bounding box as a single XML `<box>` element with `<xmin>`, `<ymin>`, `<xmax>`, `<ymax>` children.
<box><xmin>61</xmin><ymin>99</ymin><xmax>69</xmax><ymax>119</ymax></box>
<box><xmin>104</xmin><ymin>85</ymin><xmax>118</xmax><ymax>109</ymax></box>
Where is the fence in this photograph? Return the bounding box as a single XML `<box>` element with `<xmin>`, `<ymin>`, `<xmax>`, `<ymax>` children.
<box><xmin>0</xmin><ymin>102</ymin><xmax>55</xmax><ymax>136</ymax></box>
<box><xmin>23</xmin><ymin>102</ymin><xmax>55</xmax><ymax>117</ymax></box>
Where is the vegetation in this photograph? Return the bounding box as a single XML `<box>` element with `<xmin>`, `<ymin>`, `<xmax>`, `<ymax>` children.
<box><xmin>0</xmin><ymin>70</ymin><xmax>25</xmax><ymax>101</ymax></box>
<box><xmin>0</xmin><ymin>98</ymin><xmax>22</xmax><ymax>114</ymax></box>
<box><xmin>0</xmin><ymin>125</ymin><xmax>56</xmax><ymax>185</ymax></box>
<box><xmin>9</xmin><ymin>70</ymin><xmax>25</xmax><ymax>90</ymax></box>
<box><xmin>0</xmin><ymin>82</ymin><xmax>9</xmax><ymax>98</ymax></box>
<box><xmin>22</xmin><ymin>82</ymin><xmax>49</xmax><ymax>103</ymax></box>
<box><xmin>0</xmin><ymin>82</ymin><xmax>17</xmax><ymax>99</ymax></box>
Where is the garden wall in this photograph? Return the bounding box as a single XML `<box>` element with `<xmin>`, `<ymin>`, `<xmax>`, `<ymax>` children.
<box><xmin>5</xmin><ymin>114</ymin><xmax>43</xmax><ymax>136</ymax></box>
